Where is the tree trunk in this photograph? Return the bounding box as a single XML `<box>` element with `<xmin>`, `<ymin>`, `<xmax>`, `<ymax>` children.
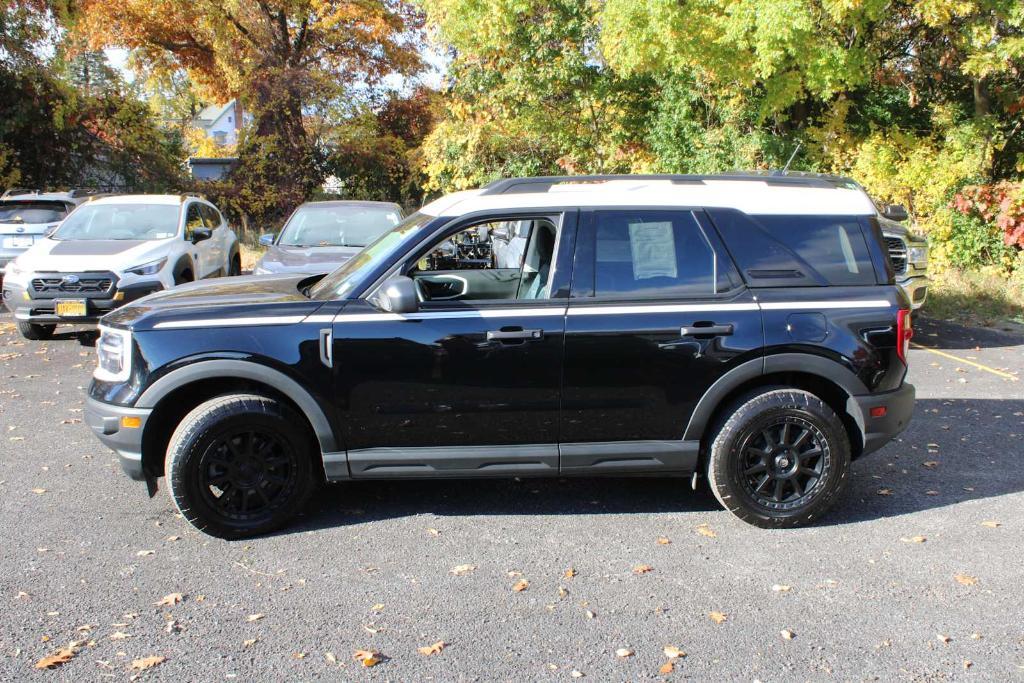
<box><xmin>973</xmin><ymin>79</ymin><xmax>990</xmax><ymax>118</ymax></box>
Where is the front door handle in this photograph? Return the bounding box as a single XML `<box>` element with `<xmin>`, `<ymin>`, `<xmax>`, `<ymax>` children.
<box><xmin>486</xmin><ymin>329</ymin><xmax>543</xmax><ymax>342</ymax></box>
<box><xmin>680</xmin><ymin>323</ymin><xmax>734</xmax><ymax>336</ymax></box>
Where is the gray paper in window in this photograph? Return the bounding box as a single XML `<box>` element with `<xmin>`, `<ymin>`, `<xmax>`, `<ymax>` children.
<box><xmin>628</xmin><ymin>221</ymin><xmax>677</xmax><ymax>280</ymax></box>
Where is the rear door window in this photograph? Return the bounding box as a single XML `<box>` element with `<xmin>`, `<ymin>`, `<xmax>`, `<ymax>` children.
<box><xmin>592</xmin><ymin>210</ymin><xmax>736</xmax><ymax>299</ymax></box>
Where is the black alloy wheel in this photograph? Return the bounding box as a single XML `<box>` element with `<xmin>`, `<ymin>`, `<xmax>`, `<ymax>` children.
<box><xmin>737</xmin><ymin>416</ymin><xmax>829</xmax><ymax>509</ymax></box>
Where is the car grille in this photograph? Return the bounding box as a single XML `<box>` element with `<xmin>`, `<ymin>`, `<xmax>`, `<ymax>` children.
<box><xmin>885</xmin><ymin>236</ymin><xmax>907</xmax><ymax>275</ymax></box>
<box><xmin>30</xmin><ymin>273</ymin><xmax>116</xmax><ymax>297</ymax></box>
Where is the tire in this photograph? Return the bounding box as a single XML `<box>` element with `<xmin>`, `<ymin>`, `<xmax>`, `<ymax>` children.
<box><xmin>166</xmin><ymin>394</ymin><xmax>316</xmax><ymax>538</ymax></box>
<box><xmin>706</xmin><ymin>387</ymin><xmax>851</xmax><ymax>528</ymax></box>
<box><xmin>229</xmin><ymin>252</ymin><xmax>241</xmax><ymax>276</ymax></box>
<box><xmin>174</xmin><ymin>269</ymin><xmax>193</xmax><ymax>286</ymax></box>
<box><xmin>18</xmin><ymin>321</ymin><xmax>55</xmax><ymax>340</ymax></box>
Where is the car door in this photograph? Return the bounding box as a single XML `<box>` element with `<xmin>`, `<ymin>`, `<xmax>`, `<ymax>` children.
<box><xmin>560</xmin><ymin>208</ymin><xmax>763</xmax><ymax>474</ymax></box>
<box><xmin>199</xmin><ymin>203</ymin><xmax>228</xmax><ymax>274</ymax></box>
<box><xmin>182</xmin><ymin>202</ymin><xmax>213</xmax><ymax>278</ymax></box>
<box><xmin>330</xmin><ymin>210</ymin><xmax>578</xmax><ymax>478</ymax></box>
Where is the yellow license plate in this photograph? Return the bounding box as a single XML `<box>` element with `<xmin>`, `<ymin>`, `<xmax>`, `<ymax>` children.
<box><xmin>55</xmin><ymin>299</ymin><xmax>87</xmax><ymax>317</ymax></box>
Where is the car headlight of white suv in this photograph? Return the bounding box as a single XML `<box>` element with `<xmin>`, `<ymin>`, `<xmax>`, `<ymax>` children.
<box><xmin>95</xmin><ymin>326</ymin><xmax>132</xmax><ymax>382</ymax></box>
<box><xmin>125</xmin><ymin>257</ymin><xmax>167</xmax><ymax>276</ymax></box>
<box><xmin>907</xmin><ymin>245</ymin><xmax>928</xmax><ymax>266</ymax></box>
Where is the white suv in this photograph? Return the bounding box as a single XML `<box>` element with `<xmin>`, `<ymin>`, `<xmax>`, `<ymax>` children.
<box><xmin>2</xmin><ymin>194</ymin><xmax>240</xmax><ymax>339</ymax></box>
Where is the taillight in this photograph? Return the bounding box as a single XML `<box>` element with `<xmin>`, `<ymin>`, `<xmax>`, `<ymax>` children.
<box><xmin>896</xmin><ymin>309</ymin><xmax>913</xmax><ymax>364</ymax></box>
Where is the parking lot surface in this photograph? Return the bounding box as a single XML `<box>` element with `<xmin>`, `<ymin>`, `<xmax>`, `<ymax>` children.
<box><xmin>1</xmin><ymin>312</ymin><xmax>1022</xmax><ymax>680</ymax></box>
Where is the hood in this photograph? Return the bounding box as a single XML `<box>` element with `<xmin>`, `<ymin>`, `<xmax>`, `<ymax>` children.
<box><xmin>103</xmin><ymin>272</ymin><xmax>326</xmax><ymax>330</ymax></box>
<box><xmin>255</xmin><ymin>244</ymin><xmax>361</xmax><ymax>274</ymax></box>
<box><xmin>12</xmin><ymin>237</ymin><xmax>171</xmax><ymax>272</ymax></box>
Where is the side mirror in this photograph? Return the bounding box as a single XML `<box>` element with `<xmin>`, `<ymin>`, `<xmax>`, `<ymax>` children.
<box><xmin>377</xmin><ymin>276</ymin><xmax>418</xmax><ymax>314</ymax></box>
<box><xmin>881</xmin><ymin>204</ymin><xmax>909</xmax><ymax>222</ymax></box>
<box><xmin>191</xmin><ymin>227</ymin><xmax>213</xmax><ymax>244</ymax></box>
<box><xmin>259</xmin><ymin>233</ymin><xmax>275</xmax><ymax>247</ymax></box>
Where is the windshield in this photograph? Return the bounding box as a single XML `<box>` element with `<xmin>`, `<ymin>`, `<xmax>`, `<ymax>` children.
<box><xmin>309</xmin><ymin>212</ymin><xmax>434</xmax><ymax>300</ymax></box>
<box><xmin>52</xmin><ymin>203</ymin><xmax>180</xmax><ymax>241</ymax></box>
<box><xmin>278</xmin><ymin>204</ymin><xmax>402</xmax><ymax>248</ymax></box>
<box><xmin>0</xmin><ymin>201</ymin><xmax>69</xmax><ymax>224</ymax></box>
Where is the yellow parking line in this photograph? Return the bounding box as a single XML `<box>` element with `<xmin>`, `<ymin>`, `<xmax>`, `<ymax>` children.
<box><xmin>910</xmin><ymin>342</ymin><xmax>1019</xmax><ymax>381</ymax></box>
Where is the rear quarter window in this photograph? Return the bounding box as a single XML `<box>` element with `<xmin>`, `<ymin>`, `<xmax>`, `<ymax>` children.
<box><xmin>706</xmin><ymin>209</ymin><xmax>878</xmax><ymax>286</ymax></box>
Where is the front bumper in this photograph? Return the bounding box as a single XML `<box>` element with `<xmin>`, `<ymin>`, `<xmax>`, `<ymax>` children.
<box><xmin>897</xmin><ymin>274</ymin><xmax>929</xmax><ymax>310</ymax></box>
<box><xmin>85</xmin><ymin>396</ymin><xmax>152</xmax><ymax>480</ymax></box>
<box><xmin>2</xmin><ymin>276</ymin><xmax>163</xmax><ymax>325</ymax></box>
<box><xmin>847</xmin><ymin>382</ymin><xmax>915</xmax><ymax>457</ymax></box>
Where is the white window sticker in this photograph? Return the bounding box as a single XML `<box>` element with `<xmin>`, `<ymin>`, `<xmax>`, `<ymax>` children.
<box><xmin>628</xmin><ymin>221</ymin><xmax>677</xmax><ymax>280</ymax></box>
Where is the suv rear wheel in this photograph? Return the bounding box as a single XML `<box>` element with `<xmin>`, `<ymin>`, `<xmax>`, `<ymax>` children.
<box><xmin>707</xmin><ymin>388</ymin><xmax>851</xmax><ymax>528</ymax></box>
<box><xmin>18</xmin><ymin>321</ymin><xmax>55</xmax><ymax>340</ymax></box>
<box><xmin>166</xmin><ymin>394</ymin><xmax>316</xmax><ymax>538</ymax></box>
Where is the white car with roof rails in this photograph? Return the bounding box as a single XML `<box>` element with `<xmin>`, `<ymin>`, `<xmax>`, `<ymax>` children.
<box><xmin>2</xmin><ymin>194</ymin><xmax>240</xmax><ymax>340</ymax></box>
<box><xmin>0</xmin><ymin>189</ymin><xmax>105</xmax><ymax>273</ymax></box>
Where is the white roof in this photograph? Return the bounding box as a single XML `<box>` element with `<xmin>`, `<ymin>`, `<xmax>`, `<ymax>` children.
<box><xmin>89</xmin><ymin>194</ymin><xmax>188</xmax><ymax>206</ymax></box>
<box><xmin>421</xmin><ymin>178</ymin><xmax>877</xmax><ymax>217</ymax></box>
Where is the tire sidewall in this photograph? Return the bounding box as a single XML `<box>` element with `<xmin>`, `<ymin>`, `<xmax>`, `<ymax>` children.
<box><xmin>710</xmin><ymin>390</ymin><xmax>851</xmax><ymax>527</ymax></box>
<box><xmin>167</xmin><ymin>397</ymin><xmax>314</xmax><ymax>538</ymax></box>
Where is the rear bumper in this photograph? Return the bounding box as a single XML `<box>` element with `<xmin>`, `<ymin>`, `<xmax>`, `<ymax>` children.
<box><xmin>848</xmin><ymin>383</ymin><xmax>915</xmax><ymax>457</ymax></box>
<box><xmin>85</xmin><ymin>396</ymin><xmax>152</xmax><ymax>481</ymax></box>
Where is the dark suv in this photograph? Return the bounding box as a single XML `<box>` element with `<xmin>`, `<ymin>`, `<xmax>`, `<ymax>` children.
<box><xmin>85</xmin><ymin>175</ymin><xmax>915</xmax><ymax>537</ymax></box>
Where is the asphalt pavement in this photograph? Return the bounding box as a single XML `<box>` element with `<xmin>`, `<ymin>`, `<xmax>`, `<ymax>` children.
<box><xmin>1</xmin><ymin>312</ymin><xmax>1022</xmax><ymax>681</ymax></box>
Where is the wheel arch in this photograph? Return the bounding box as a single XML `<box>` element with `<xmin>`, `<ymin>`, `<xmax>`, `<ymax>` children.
<box><xmin>136</xmin><ymin>360</ymin><xmax>338</xmax><ymax>478</ymax></box>
<box><xmin>684</xmin><ymin>354</ymin><xmax>868</xmax><ymax>459</ymax></box>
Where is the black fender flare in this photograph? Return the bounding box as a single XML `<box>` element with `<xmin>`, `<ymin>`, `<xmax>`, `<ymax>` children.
<box><xmin>682</xmin><ymin>353</ymin><xmax>870</xmax><ymax>441</ymax></box>
<box><xmin>171</xmin><ymin>254</ymin><xmax>194</xmax><ymax>281</ymax></box>
<box><xmin>135</xmin><ymin>359</ymin><xmax>338</xmax><ymax>455</ymax></box>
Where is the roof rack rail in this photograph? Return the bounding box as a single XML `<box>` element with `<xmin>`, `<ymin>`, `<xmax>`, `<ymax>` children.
<box><xmin>479</xmin><ymin>173</ymin><xmax>859</xmax><ymax>195</ymax></box>
<box><xmin>1</xmin><ymin>188</ymin><xmax>40</xmax><ymax>199</ymax></box>
<box><xmin>68</xmin><ymin>188</ymin><xmax>112</xmax><ymax>198</ymax></box>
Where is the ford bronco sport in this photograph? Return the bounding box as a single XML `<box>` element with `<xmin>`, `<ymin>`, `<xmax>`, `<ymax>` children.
<box><xmin>85</xmin><ymin>175</ymin><xmax>915</xmax><ymax>538</ymax></box>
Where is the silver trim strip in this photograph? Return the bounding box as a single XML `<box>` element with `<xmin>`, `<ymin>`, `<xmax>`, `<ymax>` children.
<box><xmin>759</xmin><ymin>300</ymin><xmax>892</xmax><ymax>310</ymax></box>
<box><xmin>150</xmin><ymin>300</ymin><xmax>893</xmax><ymax>329</ymax></box>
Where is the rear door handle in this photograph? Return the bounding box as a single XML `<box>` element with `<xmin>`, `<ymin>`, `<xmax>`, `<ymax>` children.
<box><xmin>680</xmin><ymin>323</ymin><xmax>734</xmax><ymax>336</ymax></box>
<box><xmin>486</xmin><ymin>329</ymin><xmax>543</xmax><ymax>342</ymax></box>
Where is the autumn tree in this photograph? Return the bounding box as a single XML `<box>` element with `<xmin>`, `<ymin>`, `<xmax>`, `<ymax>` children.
<box><xmin>74</xmin><ymin>0</ymin><xmax>424</xmax><ymax>223</ymax></box>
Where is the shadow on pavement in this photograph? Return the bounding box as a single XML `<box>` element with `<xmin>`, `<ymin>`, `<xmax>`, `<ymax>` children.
<box><xmin>916</xmin><ymin>315</ymin><xmax>1024</xmax><ymax>351</ymax></box>
<box><xmin>285</xmin><ymin>397</ymin><xmax>1024</xmax><ymax>534</ymax></box>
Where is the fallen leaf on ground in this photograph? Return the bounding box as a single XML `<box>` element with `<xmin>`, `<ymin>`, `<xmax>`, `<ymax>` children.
<box><xmin>922</xmin><ymin>461</ymin><xmax>939</xmax><ymax>468</ymax></box>
<box><xmin>109</xmin><ymin>631</ymin><xmax>130</xmax><ymax>641</ymax></box>
<box><xmin>937</xmin><ymin>634</ymin><xmax>951</xmax><ymax>643</ymax></box>
<box><xmin>417</xmin><ymin>641</ymin><xmax>446</xmax><ymax>656</ymax></box>
<box><xmin>663</xmin><ymin>645</ymin><xmax>685</xmax><ymax>659</ymax></box>
<box><xmin>512</xmin><ymin>580</ymin><xmax>529</xmax><ymax>592</ymax></box>
<box><xmin>954</xmin><ymin>573</ymin><xmax>978</xmax><ymax>586</ymax></box>
<box><xmin>370</xmin><ymin>603</ymin><xmax>384</xmax><ymax>611</ymax></box>
<box><xmin>245</xmin><ymin>613</ymin><xmax>264</xmax><ymax>622</ymax></box>
<box><xmin>31</xmin><ymin>488</ymin><xmax>46</xmax><ymax>494</ymax></box>
<box><xmin>325</xmin><ymin>652</ymin><xmax>337</xmax><ymax>664</ymax></box>
<box><xmin>781</xmin><ymin>629</ymin><xmax>796</xmax><ymax>640</ymax></box>
<box><xmin>901</xmin><ymin>536</ymin><xmax>927</xmax><ymax>544</ymax></box>
<box><xmin>877</xmin><ymin>487</ymin><xmax>893</xmax><ymax>496</ymax></box>
<box><xmin>450</xmin><ymin>564</ymin><xmax>476</xmax><ymax>576</ymax></box>
<box><xmin>632</xmin><ymin>564</ymin><xmax>654</xmax><ymax>575</ymax></box>
<box><xmin>130</xmin><ymin>655</ymin><xmax>166</xmax><ymax>670</ymax></box>
<box><xmin>656</xmin><ymin>537</ymin><xmax>671</xmax><ymax>545</ymax></box>
<box><xmin>659</xmin><ymin>661</ymin><xmax>674</xmax><ymax>674</ymax></box>
<box><xmin>981</xmin><ymin>520</ymin><xmax>1001</xmax><ymax>528</ymax></box>
<box><xmin>771</xmin><ymin>584</ymin><xmax>792</xmax><ymax>592</ymax></box>
<box><xmin>136</xmin><ymin>550</ymin><xmax>155</xmax><ymax>557</ymax></box>
<box><xmin>571</xmin><ymin>670</ymin><xmax>584</xmax><ymax>678</ymax></box>
<box><xmin>696</xmin><ymin>524</ymin><xmax>717</xmax><ymax>538</ymax></box>
<box><xmin>709</xmin><ymin>611</ymin><xmax>728</xmax><ymax>624</ymax></box>
<box><xmin>34</xmin><ymin>648</ymin><xmax>75</xmax><ymax>669</ymax></box>
<box><xmin>615</xmin><ymin>648</ymin><xmax>634</xmax><ymax>658</ymax></box>
<box><xmin>427</xmin><ymin>528</ymin><xmax>440</xmax><ymax>536</ymax></box>
<box><xmin>564</xmin><ymin>568</ymin><xmax>577</xmax><ymax>578</ymax></box>
<box><xmin>584</xmin><ymin>610</ymin><xmax>595</xmax><ymax>619</ymax></box>
<box><xmin>154</xmin><ymin>593</ymin><xmax>183</xmax><ymax>607</ymax></box>
<box><xmin>352</xmin><ymin>649</ymin><xmax>382</xmax><ymax>667</ymax></box>
<box><xmin>243</xmin><ymin>638</ymin><xmax>257</xmax><ymax>648</ymax></box>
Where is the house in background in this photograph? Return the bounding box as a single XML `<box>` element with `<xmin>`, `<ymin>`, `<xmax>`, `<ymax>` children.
<box><xmin>188</xmin><ymin>157</ymin><xmax>238</xmax><ymax>181</ymax></box>
<box><xmin>191</xmin><ymin>100</ymin><xmax>246</xmax><ymax>147</ymax></box>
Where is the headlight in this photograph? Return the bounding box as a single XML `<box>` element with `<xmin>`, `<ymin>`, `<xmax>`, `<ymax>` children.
<box><xmin>125</xmin><ymin>257</ymin><xmax>167</xmax><ymax>276</ymax></box>
<box><xmin>94</xmin><ymin>326</ymin><xmax>132</xmax><ymax>382</ymax></box>
<box><xmin>907</xmin><ymin>246</ymin><xmax>928</xmax><ymax>266</ymax></box>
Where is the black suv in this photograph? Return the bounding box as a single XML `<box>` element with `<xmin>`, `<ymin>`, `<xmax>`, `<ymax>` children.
<box><xmin>86</xmin><ymin>175</ymin><xmax>915</xmax><ymax>537</ymax></box>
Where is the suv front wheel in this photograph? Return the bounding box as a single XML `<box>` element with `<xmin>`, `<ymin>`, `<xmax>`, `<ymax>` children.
<box><xmin>707</xmin><ymin>388</ymin><xmax>851</xmax><ymax>528</ymax></box>
<box><xmin>18</xmin><ymin>321</ymin><xmax>55</xmax><ymax>340</ymax></box>
<box><xmin>166</xmin><ymin>394</ymin><xmax>317</xmax><ymax>538</ymax></box>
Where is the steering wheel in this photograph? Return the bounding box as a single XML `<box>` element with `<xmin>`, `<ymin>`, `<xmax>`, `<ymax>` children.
<box><xmin>413</xmin><ymin>277</ymin><xmax>429</xmax><ymax>303</ymax></box>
